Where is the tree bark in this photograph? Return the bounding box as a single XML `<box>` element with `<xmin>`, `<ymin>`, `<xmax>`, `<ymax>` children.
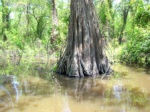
<box><xmin>56</xmin><ymin>0</ymin><xmax>112</xmax><ymax>77</ymax></box>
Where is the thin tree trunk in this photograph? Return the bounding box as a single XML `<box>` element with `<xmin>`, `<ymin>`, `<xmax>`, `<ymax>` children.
<box><xmin>118</xmin><ymin>1</ymin><xmax>130</xmax><ymax>44</ymax></box>
<box><xmin>26</xmin><ymin>2</ymin><xmax>30</xmax><ymax>37</ymax></box>
<box><xmin>51</xmin><ymin>0</ymin><xmax>58</xmax><ymax>45</ymax></box>
<box><xmin>56</xmin><ymin>0</ymin><xmax>112</xmax><ymax>77</ymax></box>
<box><xmin>1</xmin><ymin>0</ymin><xmax>5</xmax><ymax>40</ymax></box>
<box><xmin>1</xmin><ymin>0</ymin><xmax>10</xmax><ymax>41</ymax></box>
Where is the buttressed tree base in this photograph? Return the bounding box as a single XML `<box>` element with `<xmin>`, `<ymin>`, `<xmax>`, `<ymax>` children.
<box><xmin>56</xmin><ymin>0</ymin><xmax>112</xmax><ymax>77</ymax></box>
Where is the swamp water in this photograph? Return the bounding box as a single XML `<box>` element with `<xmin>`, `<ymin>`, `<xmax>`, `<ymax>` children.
<box><xmin>0</xmin><ymin>64</ymin><xmax>150</xmax><ymax>112</ymax></box>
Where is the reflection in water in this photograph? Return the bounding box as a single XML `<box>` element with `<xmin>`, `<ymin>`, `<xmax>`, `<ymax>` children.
<box><xmin>56</xmin><ymin>76</ymin><xmax>104</xmax><ymax>101</ymax></box>
<box><xmin>11</xmin><ymin>76</ymin><xmax>21</xmax><ymax>102</ymax></box>
<box><xmin>22</xmin><ymin>80</ymin><xmax>29</xmax><ymax>94</ymax></box>
<box><xmin>56</xmin><ymin>72</ymin><xmax>150</xmax><ymax>111</ymax></box>
<box><xmin>0</xmin><ymin>75</ymin><xmax>22</xmax><ymax>101</ymax></box>
<box><xmin>62</xmin><ymin>93</ymin><xmax>71</xmax><ymax>112</ymax></box>
<box><xmin>113</xmin><ymin>85</ymin><xmax>123</xmax><ymax>100</ymax></box>
<box><xmin>0</xmin><ymin>75</ymin><xmax>22</xmax><ymax>112</ymax></box>
<box><xmin>56</xmin><ymin>75</ymin><xmax>132</xmax><ymax>112</ymax></box>
<box><xmin>0</xmin><ymin>64</ymin><xmax>150</xmax><ymax>112</ymax></box>
<box><xmin>0</xmin><ymin>85</ymin><xmax>14</xmax><ymax>112</ymax></box>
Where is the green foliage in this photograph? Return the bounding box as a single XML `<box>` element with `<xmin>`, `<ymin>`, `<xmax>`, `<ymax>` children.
<box><xmin>99</xmin><ymin>3</ymin><xmax>107</xmax><ymax>24</ymax></box>
<box><xmin>120</xmin><ymin>26</ymin><xmax>150</xmax><ymax>66</ymax></box>
<box><xmin>135</xmin><ymin>4</ymin><xmax>150</xmax><ymax>26</ymax></box>
<box><xmin>0</xmin><ymin>0</ymin><xmax>149</xmax><ymax>68</ymax></box>
<box><xmin>51</xmin><ymin>64</ymin><xmax>57</xmax><ymax>72</ymax></box>
<box><xmin>7</xmin><ymin>31</ymin><xmax>25</xmax><ymax>50</ymax></box>
<box><xmin>57</xmin><ymin>0</ymin><xmax>70</xmax><ymax>38</ymax></box>
<box><xmin>96</xmin><ymin>0</ymin><xmax>112</xmax><ymax>28</ymax></box>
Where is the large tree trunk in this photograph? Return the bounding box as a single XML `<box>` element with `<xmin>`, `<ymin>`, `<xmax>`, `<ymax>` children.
<box><xmin>56</xmin><ymin>0</ymin><xmax>112</xmax><ymax>77</ymax></box>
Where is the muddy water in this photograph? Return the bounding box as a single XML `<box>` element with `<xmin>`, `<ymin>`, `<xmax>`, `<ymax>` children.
<box><xmin>0</xmin><ymin>64</ymin><xmax>150</xmax><ymax>112</ymax></box>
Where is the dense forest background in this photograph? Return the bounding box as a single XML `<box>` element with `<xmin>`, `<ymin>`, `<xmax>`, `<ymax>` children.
<box><xmin>0</xmin><ymin>0</ymin><xmax>150</xmax><ymax>75</ymax></box>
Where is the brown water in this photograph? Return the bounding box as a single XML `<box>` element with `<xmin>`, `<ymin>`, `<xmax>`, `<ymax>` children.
<box><xmin>0</xmin><ymin>64</ymin><xmax>150</xmax><ymax>112</ymax></box>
